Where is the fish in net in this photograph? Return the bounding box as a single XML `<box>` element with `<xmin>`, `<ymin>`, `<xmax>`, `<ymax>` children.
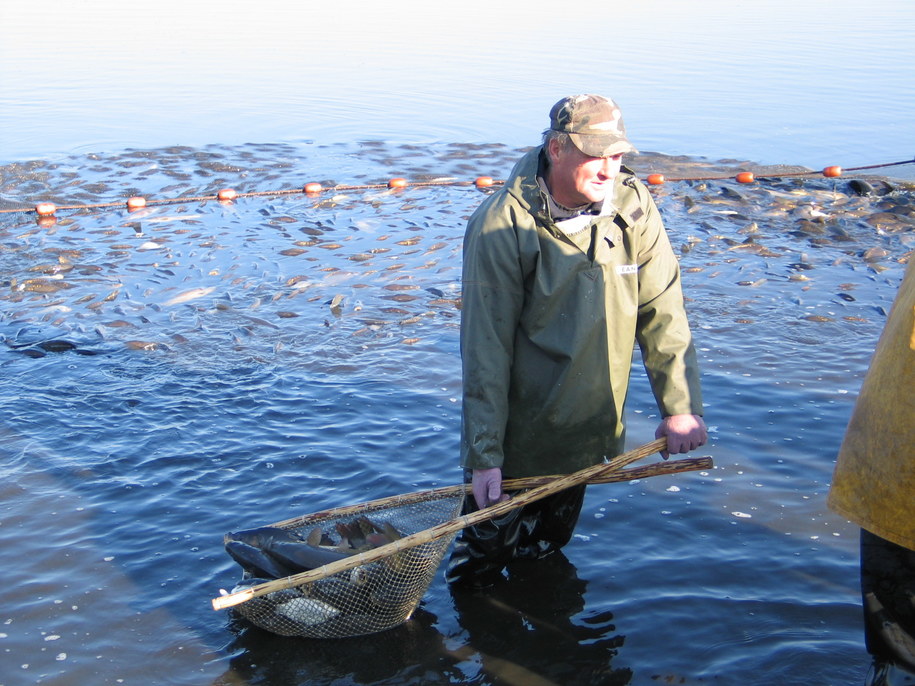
<box><xmin>217</xmin><ymin>489</ymin><xmax>465</xmax><ymax>639</ymax></box>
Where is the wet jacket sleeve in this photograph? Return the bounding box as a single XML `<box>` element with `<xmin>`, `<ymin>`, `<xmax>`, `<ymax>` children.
<box><xmin>628</xmin><ymin>181</ymin><xmax>704</xmax><ymax>417</ymax></box>
<box><xmin>459</xmin><ymin>196</ymin><xmax>526</xmax><ymax>470</ymax></box>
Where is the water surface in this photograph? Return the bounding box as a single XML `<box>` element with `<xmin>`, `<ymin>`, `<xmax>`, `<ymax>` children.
<box><xmin>1</xmin><ymin>2</ymin><xmax>915</xmax><ymax>684</ymax></box>
<box><xmin>1</xmin><ymin>140</ymin><xmax>913</xmax><ymax>684</ymax></box>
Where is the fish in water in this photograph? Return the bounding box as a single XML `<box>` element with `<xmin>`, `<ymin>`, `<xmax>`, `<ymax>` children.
<box><xmin>163</xmin><ymin>287</ymin><xmax>215</xmax><ymax>306</ymax></box>
<box><xmin>4</xmin><ymin>337</ymin><xmax>102</xmax><ymax>358</ymax></box>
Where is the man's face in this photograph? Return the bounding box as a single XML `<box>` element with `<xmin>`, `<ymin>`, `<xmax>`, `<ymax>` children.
<box><xmin>547</xmin><ymin>138</ymin><xmax>622</xmax><ymax>208</ymax></box>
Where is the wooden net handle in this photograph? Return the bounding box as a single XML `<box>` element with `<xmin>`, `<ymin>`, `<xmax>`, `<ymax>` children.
<box><xmin>213</xmin><ymin>438</ymin><xmax>689</xmax><ymax>610</ymax></box>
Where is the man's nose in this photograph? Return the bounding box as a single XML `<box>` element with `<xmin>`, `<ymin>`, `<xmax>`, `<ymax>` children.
<box><xmin>599</xmin><ymin>158</ymin><xmax>618</xmax><ymax>177</ymax></box>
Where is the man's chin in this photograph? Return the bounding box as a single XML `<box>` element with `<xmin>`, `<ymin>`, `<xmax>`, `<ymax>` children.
<box><xmin>584</xmin><ymin>189</ymin><xmax>608</xmax><ymax>204</ymax></box>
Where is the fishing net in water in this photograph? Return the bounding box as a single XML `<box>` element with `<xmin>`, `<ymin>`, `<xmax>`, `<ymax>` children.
<box><xmin>216</xmin><ymin>488</ymin><xmax>465</xmax><ymax>639</ymax></box>
<box><xmin>212</xmin><ymin>440</ymin><xmax>712</xmax><ymax>640</ymax></box>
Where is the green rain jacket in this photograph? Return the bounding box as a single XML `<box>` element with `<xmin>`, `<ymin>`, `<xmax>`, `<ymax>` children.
<box><xmin>460</xmin><ymin>146</ymin><xmax>703</xmax><ymax>478</ymax></box>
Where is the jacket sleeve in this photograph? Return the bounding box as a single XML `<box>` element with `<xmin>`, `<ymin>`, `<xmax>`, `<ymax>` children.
<box><xmin>459</xmin><ymin>196</ymin><xmax>526</xmax><ymax>469</ymax></box>
<box><xmin>628</xmin><ymin>181</ymin><xmax>704</xmax><ymax>417</ymax></box>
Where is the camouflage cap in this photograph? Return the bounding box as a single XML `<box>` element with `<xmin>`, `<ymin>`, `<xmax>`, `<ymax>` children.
<box><xmin>549</xmin><ymin>94</ymin><xmax>638</xmax><ymax>157</ymax></box>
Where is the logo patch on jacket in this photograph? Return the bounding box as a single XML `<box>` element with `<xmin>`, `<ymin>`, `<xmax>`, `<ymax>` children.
<box><xmin>616</xmin><ymin>264</ymin><xmax>638</xmax><ymax>275</ymax></box>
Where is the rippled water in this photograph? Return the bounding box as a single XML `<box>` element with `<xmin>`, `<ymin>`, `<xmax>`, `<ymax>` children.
<box><xmin>0</xmin><ymin>140</ymin><xmax>913</xmax><ymax>684</ymax></box>
<box><xmin>2</xmin><ymin>1</ymin><xmax>915</xmax><ymax>682</ymax></box>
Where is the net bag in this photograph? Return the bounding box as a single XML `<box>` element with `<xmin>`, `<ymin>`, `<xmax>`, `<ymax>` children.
<box><xmin>221</xmin><ymin>489</ymin><xmax>465</xmax><ymax>639</ymax></box>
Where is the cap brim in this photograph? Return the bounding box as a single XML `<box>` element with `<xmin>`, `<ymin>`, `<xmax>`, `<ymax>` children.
<box><xmin>569</xmin><ymin>133</ymin><xmax>637</xmax><ymax>157</ymax></box>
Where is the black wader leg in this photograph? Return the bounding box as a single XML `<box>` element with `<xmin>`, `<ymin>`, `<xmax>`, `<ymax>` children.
<box><xmin>445</xmin><ymin>477</ymin><xmax>524</xmax><ymax>588</ymax></box>
<box><xmin>861</xmin><ymin>528</ymin><xmax>915</xmax><ymax>672</ymax></box>
<box><xmin>446</xmin><ymin>476</ymin><xmax>588</xmax><ymax>587</ymax></box>
<box><xmin>515</xmin><ymin>484</ymin><xmax>587</xmax><ymax>559</ymax></box>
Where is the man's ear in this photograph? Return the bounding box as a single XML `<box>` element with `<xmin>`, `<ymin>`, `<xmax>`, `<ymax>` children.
<box><xmin>546</xmin><ymin>137</ymin><xmax>560</xmax><ymax>163</ymax></box>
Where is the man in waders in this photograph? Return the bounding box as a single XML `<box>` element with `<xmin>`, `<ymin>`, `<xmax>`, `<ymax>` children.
<box><xmin>829</xmin><ymin>258</ymin><xmax>915</xmax><ymax>679</ymax></box>
<box><xmin>447</xmin><ymin>94</ymin><xmax>707</xmax><ymax>588</ymax></box>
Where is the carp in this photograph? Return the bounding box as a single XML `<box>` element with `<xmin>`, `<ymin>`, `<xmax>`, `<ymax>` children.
<box><xmin>224</xmin><ymin>517</ymin><xmax>404</xmax><ymax>580</ymax></box>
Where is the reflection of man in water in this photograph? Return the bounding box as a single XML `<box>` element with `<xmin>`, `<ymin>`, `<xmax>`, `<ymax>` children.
<box><xmin>828</xmin><ymin>259</ymin><xmax>915</xmax><ymax>677</ymax></box>
<box><xmin>451</xmin><ymin>552</ymin><xmax>632</xmax><ymax>685</ymax></box>
<box><xmin>447</xmin><ymin>94</ymin><xmax>706</xmax><ymax>588</ymax></box>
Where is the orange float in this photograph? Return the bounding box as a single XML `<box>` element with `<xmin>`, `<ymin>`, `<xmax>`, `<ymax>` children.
<box><xmin>217</xmin><ymin>188</ymin><xmax>238</xmax><ymax>201</ymax></box>
<box><xmin>127</xmin><ymin>196</ymin><xmax>146</xmax><ymax>211</ymax></box>
<box><xmin>474</xmin><ymin>176</ymin><xmax>494</xmax><ymax>187</ymax></box>
<box><xmin>646</xmin><ymin>174</ymin><xmax>666</xmax><ymax>185</ymax></box>
<box><xmin>822</xmin><ymin>166</ymin><xmax>843</xmax><ymax>178</ymax></box>
<box><xmin>35</xmin><ymin>202</ymin><xmax>56</xmax><ymax>216</ymax></box>
<box><xmin>303</xmin><ymin>182</ymin><xmax>323</xmax><ymax>194</ymax></box>
<box><xmin>388</xmin><ymin>178</ymin><xmax>408</xmax><ymax>189</ymax></box>
<box><xmin>736</xmin><ymin>172</ymin><xmax>756</xmax><ymax>184</ymax></box>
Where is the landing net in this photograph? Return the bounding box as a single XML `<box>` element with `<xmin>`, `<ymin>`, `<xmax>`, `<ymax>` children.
<box><xmin>223</xmin><ymin>490</ymin><xmax>465</xmax><ymax>639</ymax></box>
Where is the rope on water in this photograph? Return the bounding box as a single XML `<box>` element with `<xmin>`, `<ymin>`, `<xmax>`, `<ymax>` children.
<box><xmin>642</xmin><ymin>158</ymin><xmax>915</xmax><ymax>186</ymax></box>
<box><xmin>1</xmin><ymin>157</ymin><xmax>912</xmax><ymax>219</ymax></box>
<box><xmin>0</xmin><ymin>177</ymin><xmax>497</xmax><ymax>219</ymax></box>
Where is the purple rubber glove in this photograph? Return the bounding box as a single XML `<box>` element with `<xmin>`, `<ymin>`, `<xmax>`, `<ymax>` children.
<box><xmin>655</xmin><ymin>414</ymin><xmax>708</xmax><ymax>459</ymax></box>
<box><xmin>471</xmin><ymin>467</ymin><xmax>509</xmax><ymax>509</ymax></box>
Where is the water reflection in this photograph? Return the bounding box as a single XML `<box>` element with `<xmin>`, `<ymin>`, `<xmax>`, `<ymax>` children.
<box><xmin>451</xmin><ymin>552</ymin><xmax>631</xmax><ymax>685</ymax></box>
<box><xmin>214</xmin><ymin>550</ymin><xmax>631</xmax><ymax>686</ymax></box>
<box><xmin>218</xmin><ymin>607</ymin><xmax>451</xmax><ymax>685</ymax></box>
